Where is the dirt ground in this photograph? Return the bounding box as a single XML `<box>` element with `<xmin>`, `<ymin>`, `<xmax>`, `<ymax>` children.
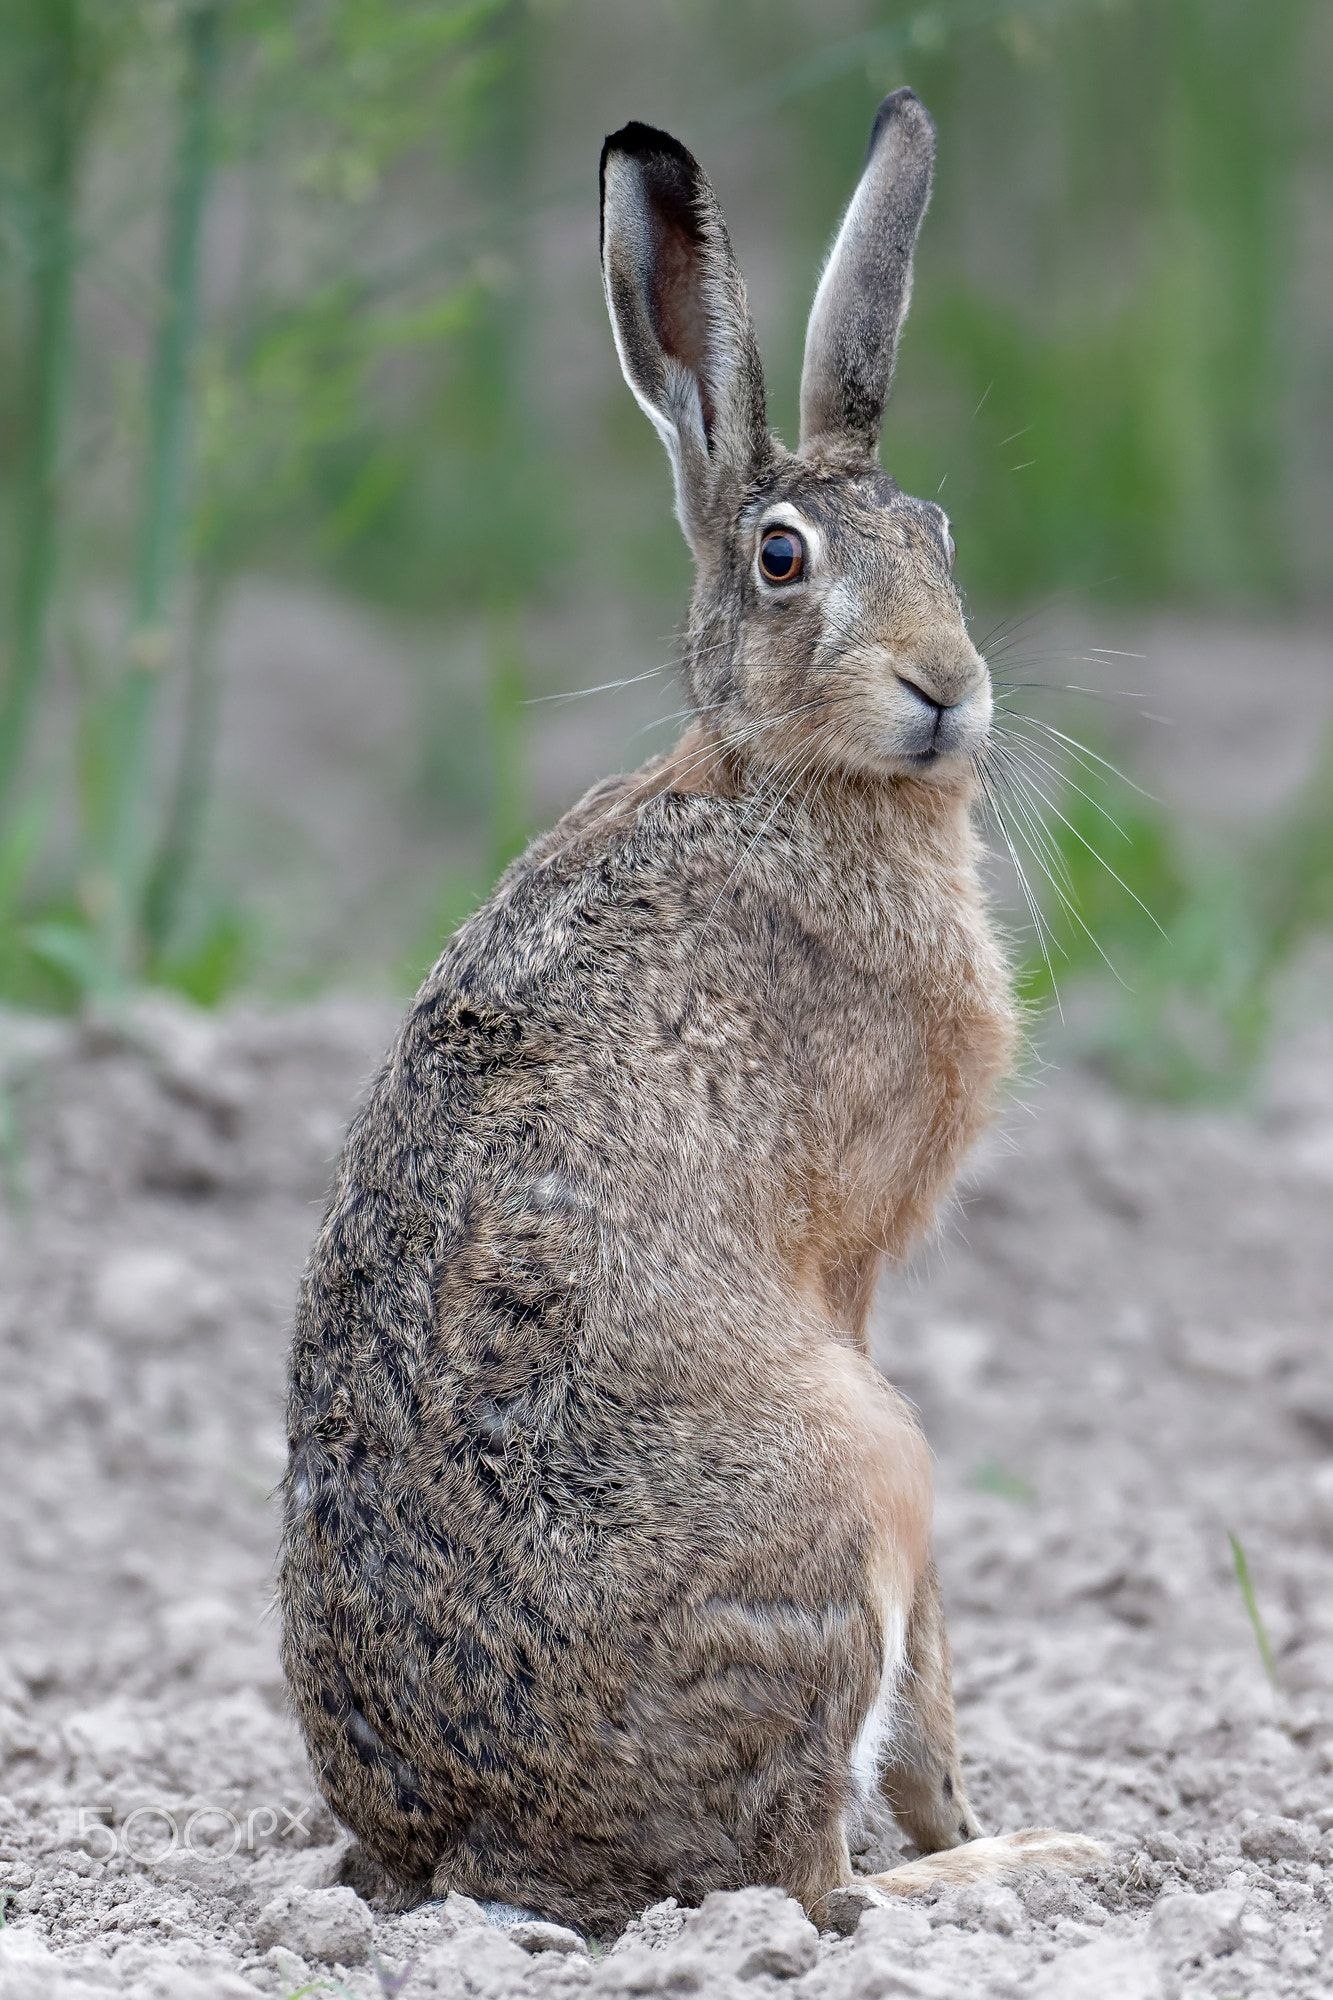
<box><xmin>1</xmin><ymin>984</ymin><xmax>1330</xmax><ymax>1998</ymax></box>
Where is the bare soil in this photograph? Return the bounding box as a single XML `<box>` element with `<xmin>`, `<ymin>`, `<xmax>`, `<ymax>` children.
<box><xmin>1</xmin><ymin>993</ymin><xmax>1331</xmax><ymax>1997</ymax></box>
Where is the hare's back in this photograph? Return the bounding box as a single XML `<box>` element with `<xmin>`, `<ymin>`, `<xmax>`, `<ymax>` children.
<box><xmin>280</xmin><ymin>779</ymin><xmax>909</xmax><ymax>1910</ymax></box>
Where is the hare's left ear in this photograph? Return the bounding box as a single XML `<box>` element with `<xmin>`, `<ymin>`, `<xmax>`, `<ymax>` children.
<box><xmin>799</xmin><ymin>88</ymin><xmax>936</xmax><ymax>464</ymax></box>
<box><xmin>600</xmin><ymin>122</ymin><xmax>769</xmax><ymax>551</ymax></box>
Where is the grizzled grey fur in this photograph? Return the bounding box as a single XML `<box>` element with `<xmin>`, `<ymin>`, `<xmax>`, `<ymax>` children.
<box><xmin>280</xmin><ymin>91</ymin><xmax>1103</xmax><ymax>1933</ymax></box>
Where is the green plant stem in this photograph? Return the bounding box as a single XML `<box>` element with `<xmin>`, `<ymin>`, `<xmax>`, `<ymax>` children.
<box><xmin>99</xmin><ymin>1</ymin><xmax>221</xmax><ymax>979</ymax></box>
<box><xmin>143</xmin><ymin>570</ymin><xmax>224</xmax><ymax>954</ymax></box>
<box><xmin>0</xmin><ymin>0</ymin><xmax>82</xmax><ymax>821</ymax></box>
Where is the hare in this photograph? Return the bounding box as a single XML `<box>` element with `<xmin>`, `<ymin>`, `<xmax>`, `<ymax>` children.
<box><xmin>280</xmin><ymin>89</ymin><xmax>1103</xmax><ymax>1932</ymax></box>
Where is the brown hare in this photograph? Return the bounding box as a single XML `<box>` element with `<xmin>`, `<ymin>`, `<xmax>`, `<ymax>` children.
<box><xmin>281</xmin><ymin>88</ymin><xmax>1103</xmax><ymax>1932</ymax></box>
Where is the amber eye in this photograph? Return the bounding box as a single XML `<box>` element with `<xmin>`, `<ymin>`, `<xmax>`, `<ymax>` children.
<box><xmin>758</xmin><ymin>526</ymin><xmax>805</xmax><ymax>585</ymax></box>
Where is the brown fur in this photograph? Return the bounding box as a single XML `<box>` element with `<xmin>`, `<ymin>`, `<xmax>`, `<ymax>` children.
<box><xmin>279</xmin><ymin>92</ymin><xmax>1103</xmax><ymax>1934</ymax></box>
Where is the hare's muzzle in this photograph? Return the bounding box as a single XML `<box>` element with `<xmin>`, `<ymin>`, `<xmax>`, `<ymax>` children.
<box><xmin>890</xmin><ymin>654</ymin><xmax>991</xmax><ymax>767</ymax></box>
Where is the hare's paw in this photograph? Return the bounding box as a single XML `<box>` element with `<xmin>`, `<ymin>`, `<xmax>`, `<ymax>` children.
<box><xmin>869</xmin><ymin>1827</ymin><xmax>1105</xmax><ymax>1896</ymax></box>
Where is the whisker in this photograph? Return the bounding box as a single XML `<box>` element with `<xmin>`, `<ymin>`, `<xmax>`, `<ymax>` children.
<box><xmin>993</xmin><ymin>681</ymin><xmax>1150</xmax><ymax>705</ymax></box>
<box><xmin>989</xmin><ymin>728</ymin><xmax>1131</xmax><ymax>841</ymax></box>
<box><xmin>975</xmin><ymin>576</ymin><xmax>1124</xmax><ymax>658</ymax></box>
<box><xmin>990</xmin><ymin>755</ymin><xmax>1086</xmax><ymax>920</ymax></box>
<box><xmin>1007</xmin><ymin>716</ymin><xmax>1158</xmax><ymax>801</ymax></box>
<box><xmin>624</xmin><ymin>700</ymin><xmax>726</xmax><ymax>746</ymax></box>
<box><xmin>995</xmin><ymin>769</ymin><xmax>1129</xmax><ymax>990</ymax></box>
<box><xmin>986</xmin><ymin>644</ymin><xmax>1154</xmax><ymax>685</ymax></box>
<box><xmin>999</xmin><ymin>754</ymin><xmax>1168</xmax><ymax>941</ymax></box>
<box><xmin>975</xmin><ymin>756</ymin><xmax>1065</xmax><ymax>1020</ymax></box>
<box><xmin>988</xmin><ymin>745</ymin><xmax>1078</xmax><ymax>888</ymax></box>
<box><xmin>525</xmin><ymin>664</ymin><xmax>670</xmax><ymax>705</ymax></box>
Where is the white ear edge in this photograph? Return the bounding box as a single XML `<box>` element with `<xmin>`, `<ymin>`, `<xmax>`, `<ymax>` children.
<box><xmin>602</xmin><ymin>276</ymin><xmax>708</xmax><ymax>541</ymax></box>
<box><xmin>600</xmin><ymin>160</ymin><xmax>711</xmax><ymax>546</ymax></box>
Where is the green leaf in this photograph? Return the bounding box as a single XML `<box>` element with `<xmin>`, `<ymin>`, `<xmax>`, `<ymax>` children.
<box><xmin>22</xmin><ymin>919</ymin><xmax>116</xmax><ymax>999</ymax></box>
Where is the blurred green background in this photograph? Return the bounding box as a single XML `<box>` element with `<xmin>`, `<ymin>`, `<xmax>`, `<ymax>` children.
<box><xmin>0</xmin><ymin>0</ymin><xmax>1329</xmax><ymax>1098</ymax></box>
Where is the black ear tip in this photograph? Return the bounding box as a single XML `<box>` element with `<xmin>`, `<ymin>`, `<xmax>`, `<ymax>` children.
<box><xmin>601</xmin><ymin>120</ymin><xmax>696</xmax><ymax>176</ymax></box>
<box><xmin>868</xmin><ymin>86</ymin><xmax>936</xmax><ymax>160</ymax></box>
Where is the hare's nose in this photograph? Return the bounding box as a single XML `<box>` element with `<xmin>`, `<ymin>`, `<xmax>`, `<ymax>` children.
<box><xmin>892</xmin><ymin>668</ymin><xmax>956</xmax><ymax>732</ymax></box>
<box><xmin>897</xmin><ymin>642</ymin><xmax>987</xmax><ymax>710</ymax></box>
<box><xmin>895</xmin><ymin>672</ymin><xmax>948</xmax><ymax>718</ymax></box>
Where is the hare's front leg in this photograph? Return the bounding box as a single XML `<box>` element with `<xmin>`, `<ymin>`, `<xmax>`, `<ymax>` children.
<box><xmin>871</xmin><ymin>1560</ymin><xmax>1105</xmax><ymax>1894</ymax></box>
<box><xmin>876</xmin><ymin>1556</ymin><xmax>982</xmax><ymax>1851</ymax></box>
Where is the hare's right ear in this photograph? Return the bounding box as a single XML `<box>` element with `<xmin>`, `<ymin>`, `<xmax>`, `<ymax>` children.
<box><xmin>800</xmin><ymin>88</ymin><xmax>936</xmax><ymax>464</ymax></box>
<box><xmin>600</xmin><ymin>123</ymin><xmax>768</xmax><ymax>551</ymax></box>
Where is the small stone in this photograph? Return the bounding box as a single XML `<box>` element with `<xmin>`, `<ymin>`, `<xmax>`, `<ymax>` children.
<box><xmin>254</xmin><ymin>1884</ymin><xmax>373</xmax><ymax>1966</ymax></box>
<box><xmin>261</xmin><ymin>1944</ymin><xmax>310</xmax><ymax>1988</ymax></box>
<box><xmin>1150</xmin><ymin>1889</ymin><xmax>1246</xmax><ymax>1962</ymax></box>
<box><xmin>1030</xmin><ymin>1937</ymin><xmax>1160</xmax><ymax>2000</ymax></box>
<box><xmin>736</xmin><ymin>1926</ymin><xmax>818</xmax><ymax>1979</ymax></box>
<box><xmin>612</xmin><ymin>1899</ymin><xmax>687</xmax><ymax>1954</ymax></box>
<box><xmin>821</xmin><ymin>1882</ymin><xmax>890</xmax><ymax>1937</ymax></box>
<box><xmin>855</xmin><ymin>1902</ymin><xmax>933</xmax><ymax>1951</ymax></box>
<box><xmin>684</xmin><ymin>1888</ymin><xmax>817</xmax><ymax>1979</ymax></box>
<box><xmin>599</xmin><ymin>1944</ymin><xmax>707</xmax><ymax>1993</ymax></box>
<box><xmin>439</xmin><ymin>1890</ymin><xmax>489</xmax><ymax>1932</ymax></box>
<box><xmin>415</xmin><ymin>1926</ymin><xmax>535</xmax><ymax>1994</ymax></box>
<box><xmin>943</xmin><ymin>1883</ymin><xmax>1025</xmax><ymax>1934</ymax></box>
<box><xmin>507</xmin><ymin>1919</ymin><xmax>587</xmax><ymax>1955</ymax></box>
<box><xmin>1239</xmin><ymin>1814</ymin><xmax>1315</xmax><ymax>1863</ymax></box>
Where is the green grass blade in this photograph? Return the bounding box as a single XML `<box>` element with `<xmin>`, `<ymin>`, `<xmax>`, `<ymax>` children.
<box><xmin>1228</xmin><ymin>1530</ymin><xmax>1278</xmax><ymax>1687</ymax></box>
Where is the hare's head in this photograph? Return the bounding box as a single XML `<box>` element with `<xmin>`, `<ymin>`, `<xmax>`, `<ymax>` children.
<box><xmin>601</xmin><ymin>91</ymin><xmax>988</xmax><ymax>787</ymax></box>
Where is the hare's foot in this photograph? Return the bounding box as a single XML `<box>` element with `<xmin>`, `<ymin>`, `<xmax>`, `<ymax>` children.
<box><xmin>788</xmin><ymin>1817</ymin><xmax>857</xmax><ymax>1922</ymax></box>
<box><xmin>876</xmin><ymin>1557</ymin><xmax>982</xmax><ymax>1852</ymax></box>
<box><xmin>869</xmin><ymin>1827</ymin><xmax>1105</xmax><ymax>1896</ymax></box>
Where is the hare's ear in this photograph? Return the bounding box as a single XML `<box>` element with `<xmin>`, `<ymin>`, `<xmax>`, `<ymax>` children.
<box><xmin>600</xmin><ymin>122</ymin><xmax>768</xmax><ymax>550</ymax></box>
<box><xmin>799</xmin><ymin>88</ymin><xmax>935</xmax><ymax>463</ymax></box>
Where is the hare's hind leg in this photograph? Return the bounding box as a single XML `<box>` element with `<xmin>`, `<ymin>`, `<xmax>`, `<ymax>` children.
<box><xmin>871</xmin><ymin>1560</ymin><xmax>1105</xmax><ymax>1892</ymax></box>
<box><xmin>869</xmin><ymin>1826</ymin><xmax>1105</xmax><ymax>1895</ymax></box>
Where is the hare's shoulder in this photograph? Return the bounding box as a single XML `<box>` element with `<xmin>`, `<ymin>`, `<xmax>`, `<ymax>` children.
<box><xmin>450</xmin><ymin>775</ymin><xmax>767</xmax><ymax>983</ymax></box>
<box><xmin>515</xmin><ymin>762</ymin><xmax>758</xmax><ymax>890</ymax></box>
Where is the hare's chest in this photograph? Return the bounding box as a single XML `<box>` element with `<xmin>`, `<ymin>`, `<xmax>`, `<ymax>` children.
<box><xmin>825</xmin><ymin>903</ymin><xmax>1015</xmax><ymax>1257</ymax></box>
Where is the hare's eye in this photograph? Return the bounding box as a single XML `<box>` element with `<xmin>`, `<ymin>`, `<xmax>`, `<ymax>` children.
<box><xmin>758</xmin><ymin>527</ymin><xmax>805</xmax><ymax>585</ymax></box>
